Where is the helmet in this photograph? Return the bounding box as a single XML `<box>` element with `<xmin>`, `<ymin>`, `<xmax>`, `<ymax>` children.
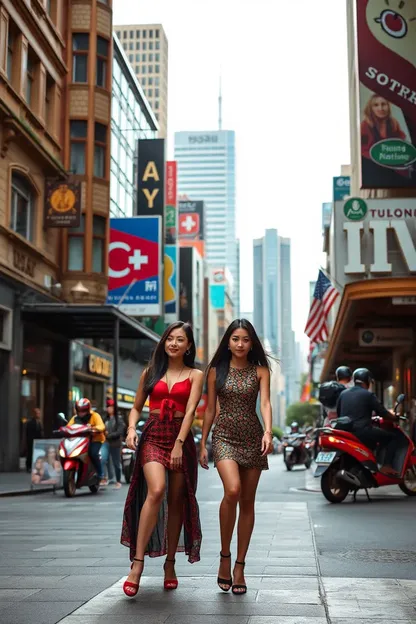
<box><xmin>75</xmin><ymin>398</ymin><xmax>91</xmax><ymax>416</ymax></box>
<box><xmin>353</xmin><ymin>368</ymin><xmax>373</xmax><ymax>387</ymax></box>
<box><xmin>336</xmin><ymin>366</ymin><xmax>352</xmax><ymax>382</ymax></box>
<box><xmin>290</xmin><ymin>421</ymin><xmax>299</xmax><ymax>432</ymax></box>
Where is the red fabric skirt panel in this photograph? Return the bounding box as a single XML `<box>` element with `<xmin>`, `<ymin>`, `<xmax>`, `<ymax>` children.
<box><xmin>120</xmin><ymin>414</ymin><xmax>202</xmax><ymax>563</ymax></box>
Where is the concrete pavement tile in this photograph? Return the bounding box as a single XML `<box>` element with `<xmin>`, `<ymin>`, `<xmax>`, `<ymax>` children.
<box><xmin>259</xmin><ymin>577</ymin><xmax>319</xmax><ymax>589</ymax></box>
<box><xmin>0</xmin><ymin>600</ymin><xmax>84</xmax><ymax>624</ymax></box>
<box><xmin>166</xmin><ymin>618</ymin><xmax>249</xmax><ymax>624</ymax></box>
<box><xmin>248</xmin><ymin>619</ymin><xmax>327</xmax><ymax>624</ymax></box>
<box><xmin>328</xmin><ymin>604</ymin><xmax>416</xmax><ymax>619</ymax></box>
<box><xmin>323</xmin><ymin>578</ymin><xmax>400</xmax><ymax>590</ymax></box>
<box><xmin>0</xmin><ymin>588</ymin><xmax>41</xmax><ymax>600</ymax></box>
<box><xmin>259</xmin><ymin>558</ymin><xmax>316</xmax><ymax>567</ymax></box>
<box><xmin>263</xmin><ymin>567</ymin><xmax>317</xmax><ymax>575</ymax></box>
<box><xmin>60</xmin><ymin>616</ymin><xmax>169</xmax><ymax>624</ymax></box>
<box><xmin>21</xmin><ymin>588</ymin><xmax>106</xmax><ymax>601</ymax></box>
<box><xmin>256</xmin><ymin>590</ymin><xmax>321</xmax><ymax>605</ymax></box>
<box><xmin>42</xmin><ymin>558</ymin><xmax>103</xmax><ymax>566</ymax></box>
<box><xmin>331</xmin><ymin>620</ymin><xmax>415</xmax><ymax>624</ymax></box>
<box><xmin>0</xmin><ymin>575</ymin><xmax>67</xmax><ymax>588</ymax></box>
<box><xmin>34</xmin><ymin>545</ymin><xmax>85</xmax><ymax>551</ymax></box>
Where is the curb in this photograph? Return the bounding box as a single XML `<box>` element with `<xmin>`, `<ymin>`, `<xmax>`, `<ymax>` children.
<box><xmin>0</xmin><ymin>487</ymin><xmax>59</xmax><ymax>498</ymax></box>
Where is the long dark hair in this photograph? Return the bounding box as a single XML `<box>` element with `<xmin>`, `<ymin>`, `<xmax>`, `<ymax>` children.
<box><xmin>144</xmin><ymin>321</ymin><xmax>196</xmax><ymax>394</ymax></box>
<box><xmin>207</xmin><ymin>318</ymin><xmax>271</xmax><ymax>391</ymax></box>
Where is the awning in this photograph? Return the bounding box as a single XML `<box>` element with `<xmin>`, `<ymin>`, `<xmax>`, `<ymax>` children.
<box><xmin>21</xmin><ymin>303</ymin><xmax>161</xmax><ymax>342</ymax></box>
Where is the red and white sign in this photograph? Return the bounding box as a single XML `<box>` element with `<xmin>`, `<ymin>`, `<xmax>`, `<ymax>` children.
<box><xmin>179</xmin><ymin>213</ymin><xmax>200</xmax><ymax>237</ymax></box>
<box><xmin>166</xmin><ymin>161</ymin><xmax>177</xmax><ymax>206</ymax></box>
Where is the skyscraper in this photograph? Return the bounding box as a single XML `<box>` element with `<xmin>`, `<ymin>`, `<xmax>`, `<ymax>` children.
<box><xmin>279</xmin><ymin>237</ymin><xmax>296</xmax><ymax>406</ymax></box>
<box><xmin>174</xmin><ymin>131</ymin><xmax>238</xmax><ymax>312</ymax></box>
<box><xmin>113</xmin><ymin>24</ymin><xmax>168</xmax><ymax>138</ymax></box>
<box><xmin>253</xmin><ymin>229</ymin><xmax>280</xmax><ymax>356</ymax></box>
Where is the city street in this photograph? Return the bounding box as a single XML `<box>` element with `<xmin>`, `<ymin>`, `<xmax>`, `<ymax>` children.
<box><xmin>1</xmin><ymin>456</ymin><xmax>416</xmax><ymax>624</ymax></box>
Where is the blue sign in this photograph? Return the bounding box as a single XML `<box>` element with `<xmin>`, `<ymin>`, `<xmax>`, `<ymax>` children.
<box><xmin>210</xmin><ymin>284</ymin><xmax>225</xmax><ymax>310</ymax></box>
<box><xmin>107</xmin><ymin>216</ymin><xmax>162</xmax><ymax>316</ymax></box>
<box><xmin>164</xmin><ymin>244</ymin><xmax>178</xmax><ymax>322</ymax></box>
<box><xmin>333</xmin><ymin>176</ymin><xmax>350</xmax><ymax>201</ymax></box>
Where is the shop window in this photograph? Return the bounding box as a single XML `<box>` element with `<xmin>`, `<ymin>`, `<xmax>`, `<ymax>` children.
<box><xmin>70</xmin><ymin>120</ymin><xmax>87</xmax><ymax>175</ymax></box>
<box><xmin>68</xmin><ymin>215</ymin><xmax>85</xmax><ymax>271</ymax></box>
<box><xmin>93</xmin><ymin>216</ymin><xmax>106</xmax><ymax>272</ymax></box>
<box><xmin>10</xmin><ymin>172</ymin><xmax>36</xmax><ymax>242</ymax></box>
<box><xmin>94</xmin><ymin>123</ymin><xmax>107</xmax><ymax>178</ymax></box>
<box><xmin>0</xmin><ymin>306</ymin><xmax>13</xmax><ymax>351</ymax></box>
<box><xmin>72</xmin><ymin>34</ymin><xmax>89</xmax><ymax>83</ymax></box>
<box><xmin>96</xmin><ymin>36</ymin><xmax>108</xmax><ymax>88</ymax></box>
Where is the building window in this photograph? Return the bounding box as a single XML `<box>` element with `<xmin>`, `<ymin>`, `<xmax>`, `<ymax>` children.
<box><xmin>155</xmin><ymin>53</ymin><xmax>160</xmax><ymax>62</ymax></box>
<box><xmin>24</xmin><ymin>48</ymin><xmax>36</xmax><ymax>106</ymax></box>
<box><xmin>149</xmin><ymin>29</ymin><xmax>153</xmax><ymax>38</ymax></box>
<box><xmin>155</xmin><ymin>112</ymin><xmax>159</xmax><ymax>121</ymax></box>
<box><xmin>0</xmin><ymin>306</ymin><xmax>13</xmax><ymax>351</ymax></box>
<box><xmin>142</xmin><ymin>66</ymin><xmax>146</xmax><ymax>74</ymax></box>
<box><xmin>136</xmin><ymin>29</ymin><xmax>140</xmax><ymax>38</ymax></box>
<box><xmin>156</xmin><ymin>41</ymin><xmax>160</xmax><ymax>50</ymax></box>
<box><xmin>156</xmin><ymin>29</ymin><xmax>160</xmax><ymax>38</ymax></box>
<box><xmin>70</xmin><ymin>120</ymin><xmax>87</xmax><ymax>175</ymax></box>
<box><xmin>148</xmin><ymin>77</ymin><xmax>153</xmax><ymax>85</ymax></box>
<box><xmin>142</xmin><ymin>30</ymin><xmax>147</xmax><ymax>38</ymax></box>
<box><xmin>10</xmin><ymin>173</ymin><xmax>36</xmax><ymax>242</ymax></box>
<box><xmin>135</xmin><ymin>53</ymin><xmax>140</xmax><ymax>62</ymax></box>
<box><xmin>149</xmin><ymin>53</ymin><xmax>153</xmax><ymax>62</ymax></box>
<box><xmin>45</xmin><ymin>74</ymin><xmax>55</xmax><ymax>132</ymax></box>
<box><xmin>148</xmin><ymin>65</ymin><xmax>153</xmax><ymax>73</ymax></box>
<box><xmin>92</xmin><ymin>216</ymin><xmax>106</xmax><ymax>272</ymax></box>
<box><xmin>94</xmin><ymin>123</ymin><xmax>106</xmax><ymax>178</ymax></box>
<box><xmin>155</xmin><ymin>64</ymin><xmax>160</xmax><ymax>74</ymax></box>
<box><xmin>142</xmin><ymin>53</ymin><xmax>146</xmax><ymax>62</ymax></box>
<box><xmin>68</xmin><ymin>216</ymin><xmax>84</xmax><ymax>271</ymax></box>
<box><xmin>142</xmin><ymin>77</ymin><xmax>146</xmax><ymax>86</ymax></box>
<box><xmin>97</xmin><ymin>37</ymin><xmax>109</xmax><ymax>88</ymax></box>
<box><xmin>129</xmin><ymin>54</ymin><xmax>133</xmax><ymax>62</ymax></box>
<box><xmin>129</xmin><ymin>42</ymin><xmax>133</xmax><ymax>50</ymax></box>
<box><xmin>148</xmin><ymin>88</ymin><xmax>153</xmax><ymax>97</ymax></box>
<box><xmin>116</xmin><ymin>31</ymin><xmax>121</xmax><ymax>38</ymax></box>
<box><xmin>149</xmin><ymin>42</ymin><xmax>154</xmax><ymax>50</ymax></box>
<box><xmin>72</xmin><ymin>34</ymin><xmax>89</xmax><ymax>82</ymax></box>
<box><xmin>129</xmin><ymin>30</ymin><xmax>134</xmax><ymax>38</ymax></box>
<box><xmin>135</xmin><ymin>65</ymin><xmax>139</xmax><ymax>73</ymax></box>
<box><xmin>155</xmin><ymin>100</ymin><xmax>159</xmax><ymax>110</ymax></box>
<box><xmin>155</xmin><ymin>88</ymin><xmax>159</xmax><ymax>97</ymax></box>
<box><xmin>155</xmin><ymin>76</ymin><xmax>160</xmax><ymax>85</ymax></box>
<box><xmin>123</xmin><ymin>31</ymin><xmax>127</xmax><ymax>39</ymax></box>
<box><xmin>6</xmin><ymin>23</ymin><xmax>16</xmax><ymax>82</ymax></box>
<box><xmin>142</xmin><ymin>42</ymin><xmax>147</xmax><ymax>50</ymax></box>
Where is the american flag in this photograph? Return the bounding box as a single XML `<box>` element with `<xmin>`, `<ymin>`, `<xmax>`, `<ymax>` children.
<box><xmin>305</xmin><ymin>270</ymin><xmax>339</xmax><ymax>344</ymax></box>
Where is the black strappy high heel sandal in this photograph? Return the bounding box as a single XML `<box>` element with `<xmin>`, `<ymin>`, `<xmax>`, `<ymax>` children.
<box><xmin>232</xmin><ymin>560</ymin><xmax>247</xmax><ymax>595</ymax></box>
<box><xmin>217</xmin><ymin>552</ymin><xmax>232</xmax><ymax>592</ymax></box>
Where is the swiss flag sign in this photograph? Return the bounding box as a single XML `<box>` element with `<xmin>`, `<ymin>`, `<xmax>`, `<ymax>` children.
<box><xmin>179</xmin><ymin>213</ymin><xmax>200</xmax><ymax>237</ymax></box>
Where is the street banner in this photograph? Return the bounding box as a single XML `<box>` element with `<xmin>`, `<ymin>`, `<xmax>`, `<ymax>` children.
<box><xmin>107</xmin><ymin>216</ymin><xmax>162</xmax><ymax>316</ymax></box>
<box><xmin>179</xmin><ymin>247</ymin><xmax>193</xmax><ymax>324</ymax></box>
<box><xmin>30</xmin><ymin>439</ymin><xmax>63</xmax><ymax>489</ymax></box>
<box><xmin>356</xmin><ymin>1</ymin><xmax>416</xmax><ymax>188</ymax></box>
<box><xmin>333</xmin><ymin>176</ymin><xmax>350</xmax><ymax>201</ymax></box>
<box><xmin>164</xmin><ymin>244</ymin><xmax>179</xmax><ymax>323</ymax></box>
<box><xmin>44</xmin><ymin>181</ymin><xmax>81</xmax><ymax>228</ymax></box>
<box><xmin>137</xmin><ymin>139</ymin><xmax>165</xmax><ymax>217</ymax></box>
<box><xmin>178</xmin><ymin>200</ymin><xmax>205</xmax><ymax>257</ymax></box>
<box><xmin>165</xmin><ymin>161</ymin><xmax>177</xmax><ymax>245</ymax></box>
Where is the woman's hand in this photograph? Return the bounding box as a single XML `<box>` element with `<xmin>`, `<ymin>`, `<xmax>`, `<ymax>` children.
<box><xmin>170</xmin><ymin>441</ymin><xmax>183</xmax><ymax>471</ymax></box>
<box><xmin>199</xmin><ymin>444</ymin><xmax>209</xmax><ymax>470</ymax></box>
<box><xmin>126</xmin><ymin>428</ymin><xmax>138</xmax><ymax>450</ymax></box>
<box><xmin>261</xmin><ymin>432</ymin><xmax>273</xmax><ymax>456</ymax></box>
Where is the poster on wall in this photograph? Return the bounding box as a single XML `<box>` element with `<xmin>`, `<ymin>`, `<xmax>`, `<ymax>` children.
<box><xmin>44</xmin><ymin>181</ymin><xmax>81</xmax><ymax>228</ymax></box>
<box><xmin>356</xmin><ymin>1</ymin><xmax>416</xmax><ymax>188</ymax></box>
<box><xmin>164</xmin><ymin>244</ymin><xmax>179</xmax><ymax>323</ymax></box>
<box><xmin>107</xmin><ymin>216</ymin><xmax>162</xmax><ymax>316</ymax></box>
<box><xmin>30</xmin><ymin>439</ymin><xmax>63</xmax><ymax>489</ymax></box>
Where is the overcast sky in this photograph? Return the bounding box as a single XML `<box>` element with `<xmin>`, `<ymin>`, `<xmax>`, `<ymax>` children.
<box><xmin>114</xmin><ymin>0</ymin><xmax>351</xmax><ymax>352</ymax></box>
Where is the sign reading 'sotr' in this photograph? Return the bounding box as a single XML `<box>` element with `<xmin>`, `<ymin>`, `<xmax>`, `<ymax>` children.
<box><xmin>137</xmin><ymin>139</ymin><xmax>165</xmax><ymax>218</ymax></box>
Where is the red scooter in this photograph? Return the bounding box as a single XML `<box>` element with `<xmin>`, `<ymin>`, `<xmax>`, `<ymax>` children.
<box><xmin>314</xmin><ymin>394</ymin><xmax>416</xmax><ymax>503</ymax></box>
<box><xmin>56</xmin><ymin>416</ymin><xmax>100</xmax><ymax>498</ymax></box>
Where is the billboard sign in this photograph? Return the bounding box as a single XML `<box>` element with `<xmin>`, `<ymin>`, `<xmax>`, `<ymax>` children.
<box><xmin>164</xmin><ymin>244</ymin><xmax>178</xmax><ymax>323</ymax></box>
<box><xmin>44</xmin><ymin>181</ymin><xmax>81</xmax><ymax>228</ymax></box>
<box><xmin>359</xmin><ymin>327</ymin><xmax>413</xmax><ymax>347</ymax></box>
<box><xmin>107</xmin><ymin>216</ymin><xmax>162</xmax><ymax>316</ymax></box>
<box><xmin>178</xmin><ymin>200</ymin><xmax>205</xmax><ymax>256</ymax></box>
<box><xmin>333</xmin><ymin>176</ymin><xmax>350</xmax><ymax>201</ymax></box>
<box><xmin>137</xmin><ymin>139</ymin><xmax>165</xmax><ymax>217</ymax></box>
<box><xmin>165</xmin><ymin>161</ymin><xmax>177</xmax><ymax>245</ymax></box>
<box><xmin>31</xmin><ymin>439</ymin><xmax>63</xmax><ymax>489</ymax></box>
<box><xmin>356</xmin><ymin>1</ymin><xmax>416</xmax><ymax>188</ymax></box>
<box><xmin>179</xmin><ymin>247</ymin><xmax>193</xmax><ymax>324</ymax></box>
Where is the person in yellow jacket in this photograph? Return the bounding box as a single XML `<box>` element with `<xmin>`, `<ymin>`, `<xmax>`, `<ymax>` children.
<box><xmin>68</xmin><ymin>398</ymin><xmax>106</xmax><ymax>485</ymax></box>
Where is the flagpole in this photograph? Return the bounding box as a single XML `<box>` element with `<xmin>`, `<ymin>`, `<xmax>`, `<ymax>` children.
<box><xmin>319</xmin><ymin>266</ymin><xmax>343</xmax><ymax>293</ymax></box>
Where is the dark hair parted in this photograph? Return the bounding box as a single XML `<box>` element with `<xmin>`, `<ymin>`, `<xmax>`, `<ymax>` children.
<box><xmin>207</xmin><ymin>318</ymin><xmax>271</xmax><ymax>391</ymax></box>
<box><xmin>143</xmin><ymin>321</ymin><xmax>196</xmax><ymax>394</ymax></box>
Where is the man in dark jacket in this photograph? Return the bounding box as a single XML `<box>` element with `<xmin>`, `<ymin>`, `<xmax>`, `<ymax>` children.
<box><xmin>26</xmin><ymin>408</ymin><xmax>43</xmax><ymax>472</ymax></box>
<box><xmin>103</xmin><ymin>399</ymin><xmax>125</xmax><ymax>489</ymax></box>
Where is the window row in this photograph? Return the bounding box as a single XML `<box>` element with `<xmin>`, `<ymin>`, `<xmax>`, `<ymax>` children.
<box><xmin>68</xmin><ymin>215</ymin><xmax>105</xmax><ymax>272</ymax></box>
<box><xmin>139</xmin><ymin>76</ymin><xmax>160</xmax><ymax>86</ymax></box>
<box><xmin>135</xmin><ymin>65</ymin><xmax>160</xmax><ymax>75</ymax></box>
<box><xmin>69</xmin><ymin>121</ymin><xmax>107</xmax><ymax>177</ymax></box>
<box><xmin>72</xmin><ymin>33</ymin><xmax>109</xmax><ymax>88</ymax></box>
<box><xmin>117</xmin><ymin>28</ymin><xmax>160</xmax><ymax>39</ymax></box>
<box><xmin>123</xmin><ymin>40</ymin><xmax>160</xmax><ymax>51</ymax></box>
<box><xmin>128</xmin><ymin>52</ymin><xmax>160</xmax><ymax>63</ymax></box>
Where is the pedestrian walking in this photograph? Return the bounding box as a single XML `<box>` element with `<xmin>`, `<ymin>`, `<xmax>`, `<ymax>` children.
<box><xmin>103</xmin><ymin>399</ymin><xmax>125</xmax><ymax>489</ymax></box>
<box><xmin>121</xmin><ymin>321</ymin><xmax>203</xmax><ymax>597</ymax></box>
<box><xmin>26</xmin><ymin>407</ymin><xmax>43</xmax><ymax>472</ymax></box>
<box><xmin>199</xmin><ymin>318</ymin><xmax>273</xmax><ymax>595</ymax></box>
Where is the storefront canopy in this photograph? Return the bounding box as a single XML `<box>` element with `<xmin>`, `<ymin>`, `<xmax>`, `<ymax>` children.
<box><xmin>21</xmin><ymin>303</ymin><xmax>160</xmax><ymax>342</ymax></box>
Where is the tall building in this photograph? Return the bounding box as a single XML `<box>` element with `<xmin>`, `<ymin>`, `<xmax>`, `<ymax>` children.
<box><xmin>111</xmin><ymin>35</ymin><xmax>159</xmax><ymax>218</ymax></box>
<box><xmin>174</xmin><ymin>131</ymin><xmax>238</xmax><ymax>312</ymax></box>
<box><xmin>253</xmin><ymin>230</ymin><xmax>280</xmax><ymax>356</ymax></box>
<box><xmin>113</xmin><ymin>24</ymin><xmax>168</xmax><ymax>138</ymax></box>
<box><xmin>279</xmin><ymin>237</ymin><xmax>296</xmax><ymax>406</ymax></box>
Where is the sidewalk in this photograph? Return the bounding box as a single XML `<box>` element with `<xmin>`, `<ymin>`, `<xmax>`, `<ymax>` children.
<box><xmin>0</xmin><ymin>472</ymin><xmax>55</xmax><ymax>497</ymax></box>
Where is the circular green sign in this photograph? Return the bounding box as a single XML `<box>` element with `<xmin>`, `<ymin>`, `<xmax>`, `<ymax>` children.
<box><xmin>370</xmin><ymin>139</ymin><xmax>416</xmax><ymax>169</ymax></box>
<box><xmin>344</xmin><ymin>198</ymin><xmax>367</xmax><ymax>221</ymax></box>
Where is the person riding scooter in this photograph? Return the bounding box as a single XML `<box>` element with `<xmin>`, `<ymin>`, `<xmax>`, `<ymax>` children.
<box><xmin>320</xmin><ymin>366</ymin><xmax>352</xmax><ymax>427</ymax></box>
<box><xmin>336</xmin><ymin>365</ymin><xmax>353</xmax><ymax>388</ymax></box>
<box><xmin>67</xmin><ymin>398</ymin><xmax>106</xmax><ymax>485</ymax></box>
<box><xmin>336</xmin><ymin>368</ymin><xmax>400</xmax><ymax>477</ymax></box>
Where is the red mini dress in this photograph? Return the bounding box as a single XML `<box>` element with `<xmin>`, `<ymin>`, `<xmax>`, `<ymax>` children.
<box><xmin>121</xmin><ymin>374</ymin><xmax>202</xmax><ymax>564</ymax></box>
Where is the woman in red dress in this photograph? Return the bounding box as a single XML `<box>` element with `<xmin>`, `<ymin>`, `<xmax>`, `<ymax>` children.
<box><xmin>121</xmin><ymin>322</ymin><xmax>203</xmax><ymax>597</ymax></box>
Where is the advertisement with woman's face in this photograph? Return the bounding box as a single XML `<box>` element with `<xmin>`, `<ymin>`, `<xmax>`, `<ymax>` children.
<box><xmin>31</xmin><ymin>440</ymin><xmax>62</xmax><ymax>488</ymax></box>
<box><xmin>357</xmin><ymin>0</ymin><xmax>416</xmax><ymax>188</ymax></box>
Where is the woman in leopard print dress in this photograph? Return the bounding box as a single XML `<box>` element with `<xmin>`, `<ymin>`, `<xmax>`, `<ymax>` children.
<box><xmin>199</xmin><ymin>319</ymin><xmax>273</xmax><ymax>596</ymax></box>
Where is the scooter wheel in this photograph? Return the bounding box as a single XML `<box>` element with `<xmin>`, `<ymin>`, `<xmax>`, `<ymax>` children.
<box><xmin>321</xmin><ymin>466</ymin><xmax>349</xmax><ymax>503</ymax></box>
<box><xmin>305</xmin><ymin>458</ymin><xmax>312</xmax><ymax>470</ymax></box>
<box><xmin>285</xmin><ymin>462</ymin><xmax>293</xmax><ymax>471</ymax></box>
<box><xmin>89</xmin><ymin>484</ymin><xmax>99</xmax><ymax>494</ymax></box>
<box><xmin>63</xmin><ymin>469</ymin><xmax>76</xmax><ymax>498</ymax></box>
<box><xmin>124</xmin><ymin>469</ymin><xmax>131</xmax><ymax>484</ymax></box>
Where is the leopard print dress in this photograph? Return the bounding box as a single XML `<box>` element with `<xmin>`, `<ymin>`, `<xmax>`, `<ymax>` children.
<box><xmin>212</xmin><ymin>364</ymin><xmax>268</xmax><ymax>470</ymax></box>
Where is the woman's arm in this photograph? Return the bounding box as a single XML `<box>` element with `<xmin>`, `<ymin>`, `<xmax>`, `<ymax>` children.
<box><xmin>176</xmin><ymin>369</ymin><xmax>204</xmax><ymax>442</ymax></box>
<box><xmin>258</xmin><ymin>366</ymin><xmax>273</xmax><ymax>455</ymax></box>
<box><xmin>201</xmin><ymin>368</ymin><xmax>217</xmax><ymax>447</ymax></box>
<box><xmin>128</xmin><ymin>370</ymin><xmax>148</xmax><ymax>431</ymax></box>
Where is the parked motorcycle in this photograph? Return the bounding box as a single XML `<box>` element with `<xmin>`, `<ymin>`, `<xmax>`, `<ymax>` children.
<box><xmin>121</xmin><ymin>442</ymin><xmax>135</xmax><ymax>484</ymax></box>
<box><xmin>282</xmin><ymin>432</ymin><xmax>312</xmax><ymax>471</ymax></box>
<box><xmin>314</xmin><ymin>394</ymin><xmax>416</xmax><ymax>503</ymax></box>
<box><xmin>55</xmin><ymin>415</ymin><xmax>99</xmax><ymax>497</ymax></box>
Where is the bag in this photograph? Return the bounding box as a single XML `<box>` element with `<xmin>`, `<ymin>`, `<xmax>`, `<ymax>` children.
<box><xmin>334</xmin><ymin>416</ymin><xmax>354</xmax><ymax>432</ymax></box>
<box><xmin>318</xmin><ymin>381</ymin><xmax>346</xmax><ymax>410</ymax></box>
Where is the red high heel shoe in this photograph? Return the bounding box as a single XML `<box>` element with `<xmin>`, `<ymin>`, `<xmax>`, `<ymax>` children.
<box><xmin>123</xmin><ymin>558</ymin><xmax>144</xmax><ymax>597</ymax></box>
<box><xmin>163</xmin><ymin>558</ymin><xmax>178</xmax><ymax>590</ymax></box>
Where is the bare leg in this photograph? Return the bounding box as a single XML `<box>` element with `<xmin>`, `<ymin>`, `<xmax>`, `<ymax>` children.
<box><xmin>216</xmin><ymin>460</ymin><xmax>241</xmax><ymax>586</ymax></box>
<box><xmin>165</xmin><ymin>470</ymin><xmax>186</xmax><ymax>581</ymax></box>
<box><xmin>234</xmin><ymin>467</ymin><xmax>261</xmax><ymax>591</ymax></box>
<box><xmin>126</xmin><ymin>462</ymin><xmax>166</xmax><ymax>585</ymax></box>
